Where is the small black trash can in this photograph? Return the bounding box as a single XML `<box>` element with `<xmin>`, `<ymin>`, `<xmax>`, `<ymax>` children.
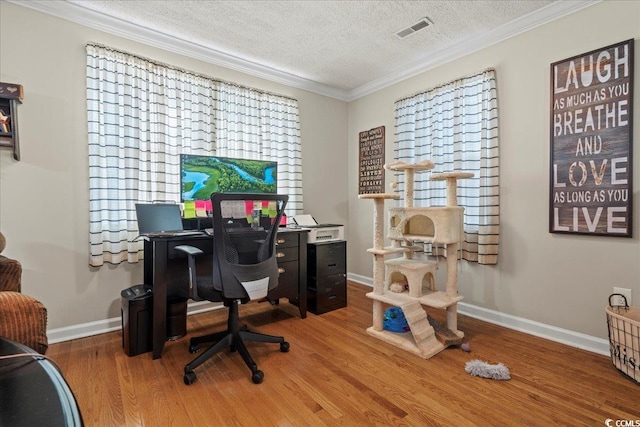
<box><xmin>166</xmin><ymin>297</ymin><xmax>187</xmax><ymax>340</ymax></box>
<box><xmin>121</xmin><ymin>284</ymin><xmax>152</xmax><ymax>356</ymax></box>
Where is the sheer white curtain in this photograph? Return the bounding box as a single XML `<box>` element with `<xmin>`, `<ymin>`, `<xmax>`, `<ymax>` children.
<box><xmin>214</xmin><ymin>83</ymin><xmax>303</xmax><ymax>213</ymax></box>
<box><xmin>86</xmin><ymin>44</ymin><xmax>302</xmax><ymax>267</ymax></box>
<box><xmin>394</xmin><ymin>69</ymin><xmax>499</xmax><ymax>264</ymax></box>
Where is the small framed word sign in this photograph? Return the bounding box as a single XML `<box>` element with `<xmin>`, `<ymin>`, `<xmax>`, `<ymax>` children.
<box><xmin>359</xmin><ymin>126</ymin><xmax>385</xmax><ymax>194</ymax></box>
<box><xmin>549</xmin><ymin>39</ymin><xmax>634</xmax><ymax>237</ymax></box>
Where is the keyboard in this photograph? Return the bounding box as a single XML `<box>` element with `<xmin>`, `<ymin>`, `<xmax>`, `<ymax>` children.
<box><xmin>226</xmin><ymin>227</ymin><xmax>264</xmax><ymax>233</ymax></box>
<box><xmin>145</xmin><ymin>230</ymin><xmax>204</xmax><ymax>238</ymax></box>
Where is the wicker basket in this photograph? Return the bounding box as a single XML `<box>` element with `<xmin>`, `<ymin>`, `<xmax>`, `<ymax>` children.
<box><xmin>606</xmin><ymin>294</ymin><xmax>640</xmax><ymax>385</ymax></box>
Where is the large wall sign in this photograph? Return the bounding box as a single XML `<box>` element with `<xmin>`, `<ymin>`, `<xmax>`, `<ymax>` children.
<box><xmin>359</xmin><ymin>126</ymin><xmax>385</xmax><ymax>194</ymax></box>
<box><xmin>550</xmin><ymin>39</ymin><xmax>634</xmax><ymax>237</ymax></box>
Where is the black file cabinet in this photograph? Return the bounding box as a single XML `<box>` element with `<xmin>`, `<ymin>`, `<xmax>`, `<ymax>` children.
<box><xmin>307</xmin><ymin>241</ymin><xmax>347</xmax><ymax>314</ymax></box>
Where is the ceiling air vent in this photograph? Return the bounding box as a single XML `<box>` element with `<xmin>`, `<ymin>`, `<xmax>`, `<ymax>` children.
<box><xmin>395</xmin><ymin>17</ymin><xmax>432</xmax><ymax>39</ymax></box>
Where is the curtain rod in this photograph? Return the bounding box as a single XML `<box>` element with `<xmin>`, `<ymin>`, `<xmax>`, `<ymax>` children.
<box><xmin>395</xmin><ymin>68</ymin><xmax>496</xmax><ymax>104</ymax></box>
<box><xmin>87</xmin><ymin>42</ymin><xmax>298</xmax><ymax>103</ymax></box>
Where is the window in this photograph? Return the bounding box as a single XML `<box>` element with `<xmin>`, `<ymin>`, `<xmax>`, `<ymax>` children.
<box><xmin>394</xmin><ymin>69</ymin><xmax>499</xmax><ymax>264</ymax></box>
<box><xmin>86</xmin><ymin>44</ymin><xmax>302</xmax><ymax>267</ymax></box>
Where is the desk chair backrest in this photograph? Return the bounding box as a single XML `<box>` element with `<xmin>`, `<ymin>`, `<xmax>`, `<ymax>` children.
<box><xmin>210</xmin><ymin>193</ymin><xmax>288</xmax><ymax>302</ymax></box>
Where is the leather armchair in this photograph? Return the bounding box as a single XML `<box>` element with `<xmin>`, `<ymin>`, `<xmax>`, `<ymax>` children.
<box><xmin>0</xmin><ymin>235</ymin><xmax>48</xmax><ymax>354</ymax></box>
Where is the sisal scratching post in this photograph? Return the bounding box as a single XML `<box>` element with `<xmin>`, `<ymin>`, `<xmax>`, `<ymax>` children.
<box><xmin>404</xmin><ymin>169</ymin><xmax>414</xmax><ymax>208</ymax></box>
<box><xmin>372</xmin><ymin>198</ymin><xmax>385</xmax><ymax>251</ymax></box>
<box><xmin>372</xmin><ymin>198</ymin><xmax>386</xmax><ymax>328</ymax></box>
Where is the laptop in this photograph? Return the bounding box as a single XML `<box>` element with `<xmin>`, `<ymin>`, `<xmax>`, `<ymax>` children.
<box><xmin>135</xmin><ymin>203</ymin><xmax>204</xmax><ymax>237</ymax></box>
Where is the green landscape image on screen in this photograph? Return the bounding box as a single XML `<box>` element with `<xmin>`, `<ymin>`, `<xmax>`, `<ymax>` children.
<box><xmin>181</xmin><ymin>155</ymin><xmax>277</xmax><ymax>201</ymax></box>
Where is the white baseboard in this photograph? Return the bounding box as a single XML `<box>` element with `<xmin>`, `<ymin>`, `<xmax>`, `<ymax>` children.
<box><xmin>456</xmin><ymin>302</ymin><xmax>609</xmax><ymax>355</ymax></box>
<box><xmin>49</xmin><ymin>276</ymin><xmax>610</xmax><ymax>357</ymax></box>
<box><xmin>347</xmin><ymin>273</ymin><xmax>373</xmax><ymax>287</ymax></box>
<box><xmin>47</xmin><ymin>300</ymin><xmax>221</xmax><ymax>344</ymax></box>
<box><xmin>347</xmin><ymin>273</ymin><xmax>610</xmax><ymax>356</ymax></box>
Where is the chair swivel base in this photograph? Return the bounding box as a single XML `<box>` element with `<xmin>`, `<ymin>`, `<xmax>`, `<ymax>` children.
<box><xmin>183</xmin><ymin>302</ymin><xmax>289</xmax><ymax>385</ymax></box>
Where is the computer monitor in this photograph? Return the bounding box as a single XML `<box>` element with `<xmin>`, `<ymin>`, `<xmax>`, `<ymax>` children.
<box><xmin>180</xmin><ymin>154</ymin><xmax>277</xmax><ymax>202</ymax></box>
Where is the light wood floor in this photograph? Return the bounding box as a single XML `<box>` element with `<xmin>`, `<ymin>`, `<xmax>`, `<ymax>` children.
<box><xmin>48</xmin><ymin>282</ymin><xmax>639</xmax><ymax>426</ymax></box>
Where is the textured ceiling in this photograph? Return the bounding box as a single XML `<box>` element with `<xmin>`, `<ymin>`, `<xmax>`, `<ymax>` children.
<box><xmin>26</xmin><ymin>0</ymin><xmax>598</xmax><ymax>99</ymax></box>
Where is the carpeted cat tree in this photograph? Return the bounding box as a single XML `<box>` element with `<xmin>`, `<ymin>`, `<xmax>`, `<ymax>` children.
<box><xmin>359</xmin><ymin>160</ymin><xmax>473</xmax><ymax>359</ymax></box>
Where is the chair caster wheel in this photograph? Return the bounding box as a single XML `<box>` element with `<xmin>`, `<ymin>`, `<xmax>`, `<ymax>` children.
<box><xmin>280</xmin><ymin>341</ymin><xmax>290</xmax><ymax>352</ymax></box>
<box><xmin>184</xmin><ymin>371</ymin><xmax>197</xmax><ymax>385</ymax></box>
<box><xmin>189</xmin><ymin>344</ymin><xmax>200</xmax><ymax>354</ymax></box>
<box><xmin>252</xmin><ymin>370</ymin><xmax>264</xmax><ymax>384</ymax></box>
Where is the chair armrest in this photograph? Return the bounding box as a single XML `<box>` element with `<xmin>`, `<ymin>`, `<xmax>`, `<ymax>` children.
<box><xmin>0</xmin><ymin>255</ymin><xmax>22</xmax><ymax>292</ymax></box>
<box><xmin>175</xmin><ymin>245</ymin><xmax>204</xmax><ymax>301</ymax></box>
<box><xmin>0</xmin><ymin>291</ymin><xmax>48</xmax><ymax>354</ymax></box>
<box><xmin>174</xmin><ymin>245</ymin><xmax>204</xmax><ymax>257</ymax></box>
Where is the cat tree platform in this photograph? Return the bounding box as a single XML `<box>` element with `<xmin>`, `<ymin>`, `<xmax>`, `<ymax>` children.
<box><xmin>366</xmin><ymin>289</ymin><xmax>463</xmax><ymax>310</ymax></box>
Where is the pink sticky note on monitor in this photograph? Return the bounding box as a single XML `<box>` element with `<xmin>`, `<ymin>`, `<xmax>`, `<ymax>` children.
<box><xmin>195</xmin><ymin>200</ymin><xmax>206</xmax><ymax>209</ymax></box>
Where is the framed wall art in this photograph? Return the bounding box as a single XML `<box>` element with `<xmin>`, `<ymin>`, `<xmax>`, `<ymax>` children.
<box><xmin>549</xmin><ymin>39</ymin><xmax>634</xmax><ymax>237</ymax></box>
<box><xmin>359</xmin><ymin>126</ymin><xmax>385</xmax><ymax>194</ymax></box>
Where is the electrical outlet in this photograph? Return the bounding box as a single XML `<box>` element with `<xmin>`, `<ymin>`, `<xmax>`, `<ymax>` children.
<box><xmin>612</xmin><ymin>287</ymin><xmax>632</xmax><ymax>306</ymax></box>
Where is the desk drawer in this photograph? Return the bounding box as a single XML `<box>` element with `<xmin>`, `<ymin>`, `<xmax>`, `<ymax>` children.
<box><xmin>270</xmin><ymin>260</ymin><xmax>298</xmax><ymax>299</ymax></box>
<box><xmin>275</xmin><ymin>246</ymin><xmax>298</xmax><ymax>263</ymax></box>
<box><xmin>275</xmin><ymin>231</ymin><xmax>299</xmax><ymax>248</ymax></box>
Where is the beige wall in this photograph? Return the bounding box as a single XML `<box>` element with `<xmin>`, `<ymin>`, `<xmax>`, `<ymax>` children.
<box><xmin>2</xmin><ymin>1</ymin><xmax>638</xmax><ymax>344</ymax></box>
<box><xmin>0</xmin><ymin>2</ymin><xmax>348</xmax><ymax>330</ymax></box>
<box><xmin>348</xmin><ymin>0</ymin><xmax>640</xmax><ymax>339</ymax></box>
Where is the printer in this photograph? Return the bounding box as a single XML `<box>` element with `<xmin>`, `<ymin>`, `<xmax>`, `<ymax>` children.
<box><xmin>291</xmin><ymin>214</ymin><xmax>344</xmax><ymax>243</ymax></box>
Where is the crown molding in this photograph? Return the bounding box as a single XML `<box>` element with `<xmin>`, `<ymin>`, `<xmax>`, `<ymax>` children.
<box><xmin>11</xmin><ymin>0</ymin><xmax>600</xmax><ymax>102</ymax></box>
<box><xmin>346</xmin><ymin>0</ymin><xmax>602</xmax><ymax>101</ymax></box>
<box><xmin>9</xmin><ymin>0</ymin><xmax>350</xmax><ymax>100</ymax></box>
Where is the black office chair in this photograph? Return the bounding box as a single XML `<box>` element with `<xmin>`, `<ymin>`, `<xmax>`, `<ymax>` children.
<box><xmin>176</xmin><ymin>192</ymin><xmax>290</xmax><ymax>385</ymax></box>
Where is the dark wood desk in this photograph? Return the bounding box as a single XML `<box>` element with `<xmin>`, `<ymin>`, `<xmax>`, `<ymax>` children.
<box><xmin>0</xmin><ymin>337</ymin><xmax>83</xmax><ymax>426</ymax></box>
<box><xmin>143</xmin><ymin>228</ymin><xmax>308</xmax><ymax>359</ymax></box>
